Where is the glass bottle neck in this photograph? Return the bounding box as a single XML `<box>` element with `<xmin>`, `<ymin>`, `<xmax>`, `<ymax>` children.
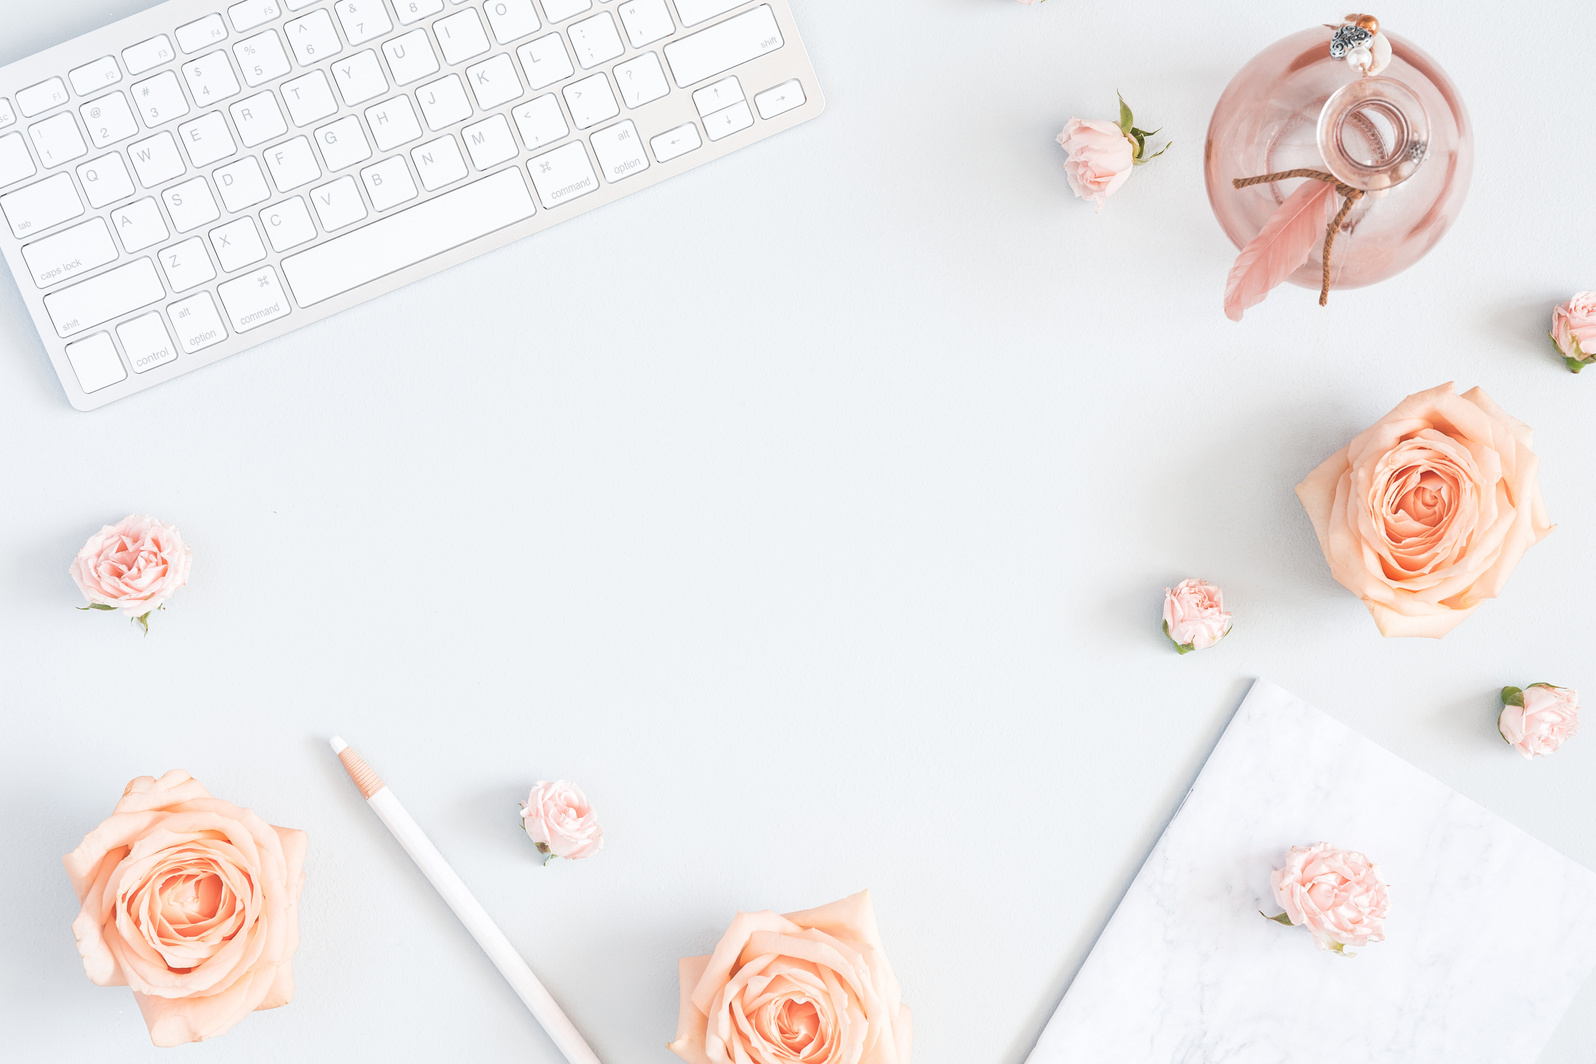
<box><xmin>1316</xmin><ymin>75</ymin><xmax>1430</xmax><ymax>191</ymax></box>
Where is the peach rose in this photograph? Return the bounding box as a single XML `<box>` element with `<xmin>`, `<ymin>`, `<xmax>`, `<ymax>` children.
<box><xmin>1296</xmin><ymin>383</ymin><xmax>1553</xmax><ymax>638</ymax></box>
<box><xmin>1551</xmin><ymin>292</ymin><xmax>1596</xmax><ymax>372</ymax></box>
<box><xmin>1056</xmin><ymin>118</ymin><xmax>1133</xmax><ymax>210</ymax></box>
<box><xmin>1269</xmin><ymin>843</ymin><xmax>1389</xmax><ymax>954</ymax></box>
<box><xmin>1499</xmin><ymin>684</ymin><xmax>1580</xmax><ymax>759</ymax></box>
<box><xmin>63</xmin><ymin>771</ymin><xmax>307</xmax><ymax>1046</ymax></box>
<box><xmin>1162</xmin><ymin>578</ymin><xmax>1232</xmax><ymax>653</ymax></box>
<box><xmin>520</xmin><ymin>780</ymin><xmax>603</xmax><ymax>860</ymax></box>
<box><xmin>71</xmin><ymin>515</ymin><xmax>192</xmax><ymax>629</ymax></box>
<box><xmin>670</xmin><ymin>891</ymin><xmax>912</xmax><ymax>1064</ymax></box>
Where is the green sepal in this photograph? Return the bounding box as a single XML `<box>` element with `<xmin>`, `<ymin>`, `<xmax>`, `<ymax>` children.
<box><xmin>1566</xmin><ymin>357</ymin><xmax>1587</xmax><ymax>374</ymax></box>
<box><xmin>1130</xmin><ymin>128</ymin><xmax>1146</xmax><ymax>160</ymax></box>
<box><xmin>133</xmin><ymin>611</ymin><xmax>152</xmax><ymax>635</ymax></box>
<box><xmin>1500</xmin><ymin>686</ymin><xmax>1525</xmax><ymax>708</ymax></box>
<box><xmin>1328</xmin><ymin>941</ymin><xmax>1354</xmax><ymax>956</ymax></box>
<box><xmin>77</xmin><ymin>603</ymin><xmax>118</xmax><ymax>611</ymax></box>
<box><xmin>1261</xmin><ymin>911</ymin><xmax>1294</xmax><ymax>925</ymax></box>
<box><xmin>1554</xmin><ymin>331</ymin><xmax>1594</xmax><ymax>373</ymax></box>
<box><xmin>1162</xmin><ymin>620</ymin><xmax>1197</xmax><ymax>655</ymax></box>
<box><xmin>1117</xmin><ymin>93</ymin><xmax>1134</xmax><ymax>135</ymax></box>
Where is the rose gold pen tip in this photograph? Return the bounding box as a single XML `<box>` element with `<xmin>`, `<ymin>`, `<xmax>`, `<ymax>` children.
<box><xmin>329</xmin><ymin>735</ymin><xmax>348</xmax><ymax>754</ymax></box>
<box><xmin>333</xmin><ymin>739</ymin><xmax>385</xmax><ymax>799</ymax></box>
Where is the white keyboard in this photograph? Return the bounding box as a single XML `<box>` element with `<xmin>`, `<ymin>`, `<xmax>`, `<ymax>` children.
<box><xmin>0</xmin><ymin>0</ymin><xmax>822</xmax><ymax>409</ymax></box>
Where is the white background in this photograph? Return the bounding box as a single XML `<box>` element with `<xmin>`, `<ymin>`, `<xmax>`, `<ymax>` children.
<box><xmin>2</xmin><ymin>1</ymin><xmax>1593</xmax><ymax>1062</ymax></box>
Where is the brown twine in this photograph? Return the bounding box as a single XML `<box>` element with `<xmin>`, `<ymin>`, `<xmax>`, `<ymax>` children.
<box><xmin>1231</xmin><ymin>169</ymin><xmax>1365</xmax><ymax>306</ymax></box>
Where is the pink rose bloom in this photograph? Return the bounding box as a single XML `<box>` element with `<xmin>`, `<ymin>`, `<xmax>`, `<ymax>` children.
<box><xmin>670</xmin><ymin>890</ymin><xmax>912</xmax><ymax>1064</ymax></box>
<box><xmin>1551</xmin><ymin>292</ymin><xmax>1596</xmax><ymax>371</ymax></box>
<box><xmin>70</xmin><ymin>514</ymin><xmax>192</xmax><ymax>620</ymax></box>
<box><xmin>1499</xmin><ymin>684</ymin><xmax>1580</xmax><ymax>759</ymax></box>
<box><xmin>1056</xmin><ymin>118</ymin><xmax>1133</xmax><ymax>210</ymax></box>
<box><xmin>1271</xmin><ymin>843</ymin><xmax>1389</xmax><ymax>954</ymax></box>
<box><xmin>63</xmin><ymin>771</ymin><xmax>307</xmax><ymax>1046</ymax></box>
<box><xmin>1296</xmin><ymin>383</ymin><xmax>1553</xmax><ymax>638</ymax></box>
<box><xmin>1162</xmin><ymin>578</ymin><xmax>1232</xmax><ymax>653</ymax></box>
<box><xmin>521</xmin><ymin>780</ymin><xmax>603</xmax><ymax>860</ymax></box>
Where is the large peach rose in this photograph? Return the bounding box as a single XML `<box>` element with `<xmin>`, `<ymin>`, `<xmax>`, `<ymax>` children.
<box><xmin>63</xmin><ymin>771</ymin><xmax>307</xmax><ymax>1046</ymax></box>
<box><xmin>670</xmin><ymin>891</ymin><xmax>911</xmax><ymax>1064</ymax></box>
<box><xmin>1296</xmin><ymin>383</ymin><xmax>1553</xmax><ymax>638</ymax></box>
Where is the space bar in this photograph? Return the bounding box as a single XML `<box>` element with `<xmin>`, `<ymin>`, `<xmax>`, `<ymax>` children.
<box><xmin>281</xmin><ymin>168</ymin><xmax>536</xmax><ymax>308</ymax></box>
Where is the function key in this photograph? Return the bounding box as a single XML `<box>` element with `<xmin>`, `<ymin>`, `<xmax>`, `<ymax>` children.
<box><xmin>123</xmin><ymin>35</ymin><xmax>177</xmax><ymax>75</ymax></box>
<box><xmin>228</xmin><ymin>0</ymin><xmax>284</xmax><ymax>32</ymax></box>
<box><xmin>0</xmin><ymin>98</ymin><xmax>15</xmax><ymax>128</ymax></box>
<box><xmin>17</xmin><ymin>78</ymin><xmax>70</xmax><ymax>118</ymax></box>
<box><xmin>176</xmin><ymin>13</ymin><xmax>230</xmax><ymax>54</ymax></box>
<box><xmin>68</xmin><ymin>57</ymin><xmax>123</xmax><ymax>96</ymax></box>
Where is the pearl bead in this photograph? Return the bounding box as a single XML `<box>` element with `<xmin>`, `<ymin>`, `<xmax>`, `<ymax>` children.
<box><xmin>1348</xmin><ymin>45</ymin><xmax>1373</xmax><ymax>72</ymax></box>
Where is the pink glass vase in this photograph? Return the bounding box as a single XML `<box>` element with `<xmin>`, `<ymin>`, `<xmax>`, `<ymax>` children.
<box><xmin>1205</xmin><ymin>25</ymin><xmax>1472</xmax><ymax>294</ymax></box>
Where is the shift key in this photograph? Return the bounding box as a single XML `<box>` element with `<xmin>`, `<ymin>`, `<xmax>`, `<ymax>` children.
<box><xmin>44</xmin><ymin>258</ymin><xmax>165</xmax><ymax>338</ymax></box>
<box><xmin>663</xmin><ymin>6</ymin><xmax>783</xmax><ymax>88</ymax></box>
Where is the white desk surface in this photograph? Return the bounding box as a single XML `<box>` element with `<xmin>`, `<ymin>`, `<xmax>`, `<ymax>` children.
<box><xmin>2</xmin><ymin>2</ymin><xmax>1593</xmax><ymax>1062</ymax></box>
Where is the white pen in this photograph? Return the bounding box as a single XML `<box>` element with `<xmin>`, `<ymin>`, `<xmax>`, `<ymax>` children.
<box><xmin>330</xmin><ymin>736</ymin><xmax>603</xmax><ymax>1064</ymax></box>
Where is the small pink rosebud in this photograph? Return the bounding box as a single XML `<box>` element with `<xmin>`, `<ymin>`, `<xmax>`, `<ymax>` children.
<box><xmin>520</xmin><ymin>780</ymin><xmax>603</xmax><ymax>861</ymax></box>
<box><xmin>69</xmin><ymin>514</ymin><xmax>192</xmax><ymax>632</ymax></box>
<box><xmin>1499</xmin><ymin>685</ymin><xmax>1580</xmax><ymax>759</ymax></box>
<box><xmin>1267</xmin><ymin>843</ymin><xmax>1389</xmax><ymax>955</ymax></box>
<box><xmin>1056</xmin><ymin>118</ymin><xmax>1134</xmax><ymax>210</ymax></box>
<box><xmin>1551</xmin><ymin>293</ymin><xmax>1596</xmax><ymax>373</ymax></box>
<box><xmin>1162</xmin><ymin>579</ymin><xmax>1232</xmax><ymax>654</ymax></box>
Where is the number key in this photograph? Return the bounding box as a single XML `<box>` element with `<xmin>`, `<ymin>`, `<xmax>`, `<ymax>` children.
<box><xmin>130</xmin><ymin>71</ymin><xmax>191</xmax><ymax>128</ymax></box>
<box><xmin>234</xmin><ymin>31</ymin><xmax>292</xmax><ymax>87</ymax></box>
<box><xmin>80</xmin><ymin>93</ymin><xmax>140</xmax><ymax>148</ymax></box>
<box><xmin>285</xmin><ymin>10</ymin><xmax>344</xmax><ymax>66</ymax></box>
<box><xmin>335</xmin><ymin>0</ymin><xmax>394</xmax><ymax>46</ymax></box>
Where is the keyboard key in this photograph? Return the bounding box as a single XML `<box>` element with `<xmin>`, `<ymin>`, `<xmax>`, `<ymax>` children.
<box><xmin>260</xmin><ymin>197</ymin><xmax>317</xmax><ymax>250</ymax></box>
<box><xmin>0</xmin><ymin>99</ymin><xmax>15</xmax><ymax>128</ymax></box>
<box><xmin>183</xmin><ymin>51</ymin><xmax>243</xmax><ymax>105</ymax></box>
<box><xmin>314</xmin><ymin>115</ymin><xmax>373</xmax><ymax>171</ymax></box>
<box><xmin>281</xmin><ymin>167</ymin><xmax>535</xmax><ymax>305</ymax></box>
<box><xmin>361</xmin><ymin>155</ymin><xmax>418</xmax><ymax>210</ymax></box>
<box><xmin>517</xmin><ymin>34</ymin><xmax>574</xmax><ymax>91</ymax></box>
<box><xmin>562</xmin><ymin>72</ymin><xmax>618</xmax><ymax>130</ymax></box>
<box><xmin>177</xmin><ymin>14</ymin><xmax>230</xmax><ymax>54</ymax></box>
<box><xmin>69</xmin><ymin>57</ymin><xmax>123</xmax><ymax>97</ymax></box>
<box><xmin>177</xmin><ymin>112</ymin><xmax>238</xmax><ymax>167</ymax></box>
<box><xmin>64</xmin><ymin>332</ymin><xmax>127</xmax><ymax>392</ymax></box>
<box><xmin>235</xmin><ymin>31</ymin><xmax>292</xmax><ymax>86</ymax></box>
<box><xmin>485</xmin><ymin>0</ymin><xmax>541</xmax><ymax>44</ymax></box>
<box><xmin>218</xmin><ymin>266</ymin><xmax>291</xmax><ymax>331</ymax></box>
<box><xmin>21</xmin><ymin>217</ymin><xmax>118</xmax><ymax>287</ymax></box>
<box><xmin>310</xmin><ymin>174</ymin><xmax>368</xmax><ymax>229</ymax></box>
<box><xmin>282</xmin><ymin>70</ymin><xmax>339</xmax><ymax>126</ymax></box>
<box><xmin>333</xmin><ymin>51</ymin><xmax>389</xmax><ymax>105</ymax></box>
<box><xmin>159</xmin><ymin>236</ymin><xmax>218</xmax><ymax>290</ymax></box>
<box><xmin>527</xmin><ymin>141</ymin><xmax>596</xmax><ymax>208</ymax></box>
<box><xmin>540</xmin><ymin>0</ymin><xmax>592</xmax><ymax>22</ymax></box>
<box><xmin>703</xmin><ymin>99</ymin><xmax>752</xmax><ymax>140</ymax></box>
<box><xmin>230</xmin><ymin>91</ymin><xmax>289</xmax><ymax>146</ymax></box>
<box><xmin>615</xmin><ymin>52</ymin><xmax>669</xmax><ymax>108</ymax></box>
<box><xmin>215</xmin><ymin>156</ymin><xmax>272</xmax><ymax>211</ymax></box>
<box><xmin>664</xmin><ymin>6</ymin><xmax>783</xmax><ymax>87</ymax></box>
<box><xmin>466</xmin><ymin>54</ymin><xmax>523</xmax><ymax>110</ymax></box>
<box><xmin>123</xmin><ymin>37</ymin><xmax>177</xmax><ymax>76</ymax></box>
<box><xmin>462</xmin><ymin>114</ymin><xmax>517</xmax><ymax>169</ymax></box>
<box><xmin>1</xmin><ymin>173</ymin><xmax>84</xmax><ymax>238</ymax></box>
<box><xmin>417</xmin><ymin>75</ymin><xmax>473</xmax><ymax>131</ymax></box>
<box><xmin>128</xmin><ymin>131</ymin><xmax>185</xmax><ymax>186</ymax></box>
<box><xmin>568</xmin><ymin>13</ymin><xmax>624</xmax><ymax>69</ymax></box>
<box><xmin>435</xmin><ymin>10</ymin><xmax>492</xmax><ymax>65</ymax></box>
<box><xmin>131</xmin><ymin>71</ymin><xmax>191</xmax><ymax>127</ymax></box>
<box><xmin>0</xmin><ymin>133</ymin><xmax>36</xmax><ymax>188</ymax></box>
<box><xmin>618</xmin><ymin>0</ymin><xmax>674</xmax><ymax>47</ymax></box>
<box><xmin>77</xmin><ymin>154</ymin><xmax>136</xmax><ymax>207</ymax></box>
<box><xmin>30</xmin><ymin>114</ymin><xmax>88</xmax><ymax>167</ymax></box>
<box><xmin>109</xmin><ymin>199</ymin><xmax>169</xmax><ymax>252</ymax></box>
<box><xmin>265</xmin><ymin>136</ymin><xmax>322</xmax><ymax>191</ymax></box>
<box><xmin>511</xmin><ymin>95</ymin><xmax>567</xmax><ymax>150</ymax></box>
<box><xmin>228</xmin><ymin>0</ymin><xmax>283</xmax><ymax>33</ymax></box>
<box><xmin>18</xmin><ymin>79</ymin><xmax>70</xmax><ymax>118</ymax></box>
<box><xmin>692</xmin><ymin>76</ymin><xmax>741</xmax><ymax>117</ymax></box>
<box><xmin>673</xmin><ymin>0</ymin><xmax>745</xmax><ymax>27</ymax></box>
<box><xmin>119</xmin><ymin>312</ymin><xmax>179</xmax><ymax>372</ymax></box>
<box><xmin>649</xmin><ymin>121</ymin><xmax>700</xmax><ymax>162</ymax></box>
<box><xmin>334</xmin><ymin>0</ymin><xmax>394</xmax><ymax>46</ymax></box>
<box><xmin>411</xmin><ymin>135</ymin><xmax>467</xmax><ymax>190</ymax></box>
<box><xmin>210</xmin><ymin>216</ymin><xmax>269</xmax><ymax>271</ymax></box>
<box><xmin>44</xmin><ymin>257</ymin><xmax>164</xmax><ymax>337</ymax></box>
<box><xmin>366</xmin><ymin>96</ymin><xmax>424</xmax><ymax>151</ymax></box>
<box><xmin>80</xmin><ymin>92</ymin><xmax>139</xmax><ymax>147</ymax></box>
<box><xmin>589</xmin><ymin>119</ymin><xmax>649</xmax><ymax>183</ymax></box>
<box><xmin>394</xmin><ymin>0</ymin><xmax>445</xmax><ymax>25</ymax></box>
<box><xmin>169</xmin><ymin>291</ymin><xmax>228</xmax><ymax>352</ymax></box>
<box><xmin>286</xmin><ymin>9</ymin><xmax>344</xmax><ymax>66</ymax></box>
<box><xmin>754</xmin><ymin>78</ymin><xmax>804</xmax><ymax>119</ymax></box>
<box><xmin>164</xmin><ymin>176</ymin><xmax>222</xmax><ymax>232</ymax></box>
<box><xmin>383</xmin><ymin>30</ymin><xmax>440</xmax><ymax>86</ymax></box>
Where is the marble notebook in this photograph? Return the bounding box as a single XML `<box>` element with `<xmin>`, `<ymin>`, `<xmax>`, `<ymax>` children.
<box><xmin>1028</xmin><ymin>678</ymin><xmax>1596</xmax><ymax>1064</ymax></box>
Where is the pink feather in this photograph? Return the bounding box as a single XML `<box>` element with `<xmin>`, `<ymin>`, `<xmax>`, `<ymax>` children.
<box><xmin>1222</xmin><ymin>179</ymin><xmax>1335</xmax><ymax>322</ymax></box>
